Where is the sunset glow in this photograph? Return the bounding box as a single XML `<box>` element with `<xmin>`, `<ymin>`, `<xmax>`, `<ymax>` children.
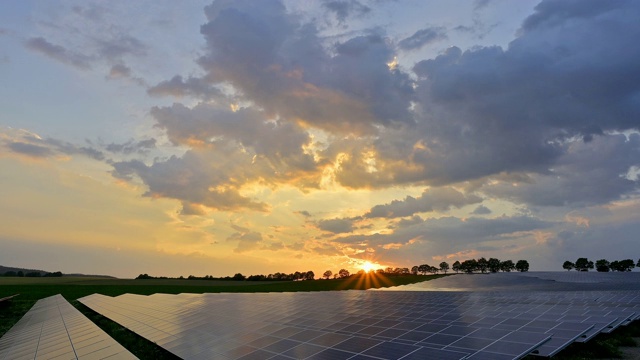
<box><xmin>1</xmin><ymin>1</ymin><xmax>639</xmax><ymax>278</ymax></box>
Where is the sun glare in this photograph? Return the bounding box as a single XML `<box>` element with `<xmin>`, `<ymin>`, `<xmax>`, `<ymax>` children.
<box><xmin>361</xmin><ymin>261</ymin><xmax>376</xmax><ymax>273</ymax></box>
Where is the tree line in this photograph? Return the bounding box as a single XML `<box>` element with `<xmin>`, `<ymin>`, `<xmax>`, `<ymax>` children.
<box><xmin>412</xmin><ymin>258</ymin><xmax>529</xmax><ymax>274</ymax></box>
<box><xmin>137</xmin><ymin>257</ymin><xmax>531</xmax><ymax>282</ymax></box>
<box><xmin>136</xmin><ymin>270</ymin><xmax>316</xmax><ymax>281</ymax></box>
<box><xmin>3</xmin><ymin>271</ymin><xmax>63</xmax><ymax>277</ymax></box>
<box><xmin>563</xmin><ymin>257</ymin><xmax>639</xmax><ymax>272</ymax></box>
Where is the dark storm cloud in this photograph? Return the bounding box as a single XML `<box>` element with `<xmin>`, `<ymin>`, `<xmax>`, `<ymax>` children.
<box><xmin>365</xmin><ymin>187</ymin><xmax>481</xmax><ymax>219</ymax></box>
<box><xmin>25</xmin><ymin>37</ymin><xmax>91</xmax><ymax>69</ymax></box>
<box><xmin>398</xmin><ymin>26</ymin><xmax>447</xmax><ymax>51</ymax></box>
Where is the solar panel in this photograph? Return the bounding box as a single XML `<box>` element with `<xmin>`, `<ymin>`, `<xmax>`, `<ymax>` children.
<box><xmin>76</xmin><ymin>289</ymin><xmax>636</xmax><ymax>359</ymax></box>
<box><xmin>0</xmin><ymin>294</ymin><xmax>137</xmax><ymax>360</ymax></box>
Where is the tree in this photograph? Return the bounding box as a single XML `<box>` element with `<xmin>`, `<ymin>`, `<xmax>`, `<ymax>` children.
<box><xmin>418</xmin><ymin>264</ymin><xmax>429</xmax><ymax>275</ymax></box>
<box><xmin>338</xmin><ymin>269</ymin><xmax>350</xmax><ymax>278</ymax></box>
<box><xmin>562</xmin><ymin>261</ymin><xmax>575</xmax><ymax>271</ymax></box>
<box><xmin>610</xmin><ymin>260</ymin><xmax>620</xmax><ymax>271</ymax></box>
<box><xmin>460</xmin><ymin>259</ymin><xmax>478</xmax><ymax>273</ymax></box>
<box><xmin>575</xmin><ymin>258</ymin><xmax>593</xmax><ymax>271</ymax></box>
<box><xmin>439</xmin><ymin>262</ymin><xmax>450</xmax><ymax>274</ymax></box>
<box><xmin>617</xmin><ymin>259</ymin><xmax>636</xmax><ymax>272</ymax></box>
<box><xmin>232</xmin><ymin>273</ymin><xmax>245</xmax><ymax>281</ymax></box>
<box><xmin>637</xmin><ymin>258</ymin><xmax>640</xmax><ymax>268</ymax></box>
<box><xmin>323</xmin><ymin>270</ymin><xmax>332</xmax><ymax>279</ymax></box>
<box><xmin>477</xmin><ymin>257</ymin><xmax>489</xmax><ymax>273</ymax></box>
<box><xmin>452</xmin><ymin>261</ymin><xmax>461</xmax><ymax>273</ymax></box>
<box><xmin>500</xmin><ymin>260</ymin><xmax>515</xmax><ymax>272</ymax></box>
<box><xmin>305</xmin><ymin>271</ymin><xmax>315</xmax><ymax>280</ymax></box>
<box><xmin>595</xmin><ymin>259</ymin><xmax>610</xmax><ymax>272</ymax></box>
<box><xmin>515</xmin><ymin>260</ymin><xmax>530</xmax><ymax>272</ymax></box>
<box><xmin>411</xmin><ymin>266</ymin><xmax>419</xmax><ymax>275</ymax></box>
<box><xmin>488</xmin><ymin>258</ymin><xmax>501</xmax><ymax>273</ymax></box>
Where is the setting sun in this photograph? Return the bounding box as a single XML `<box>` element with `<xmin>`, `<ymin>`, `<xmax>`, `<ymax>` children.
<box><xmin>361</xmin><ymin>261</ymin><xmax>376</xmax><ymax>273</ymax></box>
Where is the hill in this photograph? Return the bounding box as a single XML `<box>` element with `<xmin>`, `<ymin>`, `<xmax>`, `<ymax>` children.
<box><xmin>0</xmin><ymin>265</ymin><xmax>115</xmax><ymax>278</ymax></box>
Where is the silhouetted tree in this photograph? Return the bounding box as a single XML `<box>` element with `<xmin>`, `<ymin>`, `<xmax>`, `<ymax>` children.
<box><xmin>562</xmin><ymin>261</ymin><xmax>575</xmax><ymax>271</ymax></box>
<box><xmin>637</xmin><ymin>258</ymin><xmax>640</xmax><ymax>268</ymax></box>
<box><xmin>439</xmin><ymin>262</ymin><xmax>449</xmax><ymax>274</ymax></box>
<box><xmin>500</xmin><ymin>260</ymin><xmax>515</xmax><ymax>272</ymax></box>
<box><xmin>232</xmin><ymin>273</ymin><xmax>245</xmax><ymax>281</ymax></box>
<box><xmin>323</xmin><ymin>270</ymin><xmax>332</xmax><ymax>279</ymax></box>
<box><xmin>612</xmin><ymin>259</ymin><xmax>636</xmax><ymax>272</ymax></box>
<box><xmin>595</xmin><ymin>259</ymin><xmax>610</xmax><ymax>272</ymax></box>
<box><xmin>487</xmin><ymin>258</ymin><xmax>501</xmax><ymax>273</ymax></box>
<box><xmin>460</xmin><ymin>259</ymin><xmax>478</xmax><ymax>273</ymax></box>
<box><xmin>477</xmin><ymin>257</ymin><xmax>489</xmax><ymax>273</ymax></box>
<box><xmin>575</xmin><ymin>258</ymin><xmax>593</xmax><ymax>271</ymax></box>
<box><xmin>411</xmin><ymin>266</ymin><xmax>419</xmax><ymax>275</ymax></box>
<box><xmin>305</xmin><ymin>271</ymin><xmax>315</xmax><ymax>280</ymax></box>
<box><xmin>515</xmin><ymin>260</ymin><xmax>530</xmax><ymax>272</ymax></box>
<box><xmin>338</xmin><ymin>269</ymin><xmax>350</xmax><ymax>278</ymax></box>
<box><xmin>418</xmin><ymin>264</ymin><xmax>429</xmax><ymax>275</ymax></box>
<box><xmin>452</xmin><ymin>261</ymin><xmax>461</xmax><ymax>273</ymax></box>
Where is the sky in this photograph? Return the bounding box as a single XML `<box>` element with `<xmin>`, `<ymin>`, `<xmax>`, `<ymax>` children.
<box><xmin>1</xmin><ymin>0</ymin><xmax>639</xmax><ymax>278</ymax></box>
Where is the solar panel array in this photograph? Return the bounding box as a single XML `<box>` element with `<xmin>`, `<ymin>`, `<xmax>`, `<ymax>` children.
<box><xmin>0</xmin><ymin>294</ymin><xmax>137</xmax><ymax>360</ymax></box>
<box><xmin>79</xmin><ymin>288</ymin><xmax>640</xmax><ymax>360</ymax></box>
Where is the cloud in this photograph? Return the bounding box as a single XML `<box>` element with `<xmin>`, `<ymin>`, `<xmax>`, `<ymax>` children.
<box><xmin>482</xmin><ymin>134</ymin><xmax>640</xmax><ymax>207</ymax></box>
<box><xmin>334</xmin><ymin>214</ymin><xmax>555</xmax><ymax>254</ymax></box>
<box><xmin>366</xmin><ymin>187</ymin><xmax>482</xmax><ymax>219</ymax></box>
<box><xmin>471</xmin><ymin>205</ymin><xmax>492</xmax><ymax>215</ymax></box>
<box><xmin>193</xmin><ymin>1</ymin><xmax>414</xmax><ymax>135</ymax></box>
<box><xmin>105</xmin><ymin>138</ymin><xmax>156</xmax><ymax>154</ymax></box>
<box><xmin>317</xmin><ymin>218</ymin><xmax>356</xmax><ymax>234</ymax></box>
<box><xmin>398</xmin><ymin>26</ymin><xmax>447</xmax><ymax>51</ymax></box>
<box><xmin>7</xmin><ymin>142</ymin><xmax>53</xmax><ymax>158</ymax></box>
<box><xmin>1</xmin><ymin>128</ymin><xmax>105</xmax><ymax>161</ymax></box>
<box><xmin>321</xmin><ymin>0</ymin><xmax>371</xmax><ymax>24</ymax></box>
<box><xmin>25</xmin><ymin>37</ymin><xmax>91</xmax><ymax>69</ymax></box>
<box><xmin>147</xmin><ymin>75</ymin><xmax>223</xmax><ymax>100</ymax></box>
<box><xmin>227</xmin><ymin>229</ymin><xmax>263</xmax><ymax>253</ymax></box>
<box><xmin>111</xmin><ymin>149</ymin><xmax>269</xmax><ymax>212</ymax></box>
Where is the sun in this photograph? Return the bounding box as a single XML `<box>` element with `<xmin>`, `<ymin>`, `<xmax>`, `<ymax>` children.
<box><xmin>361</xmin><ymin>261</ymin><xmax>376</xmax><ymax>273</ymax></box>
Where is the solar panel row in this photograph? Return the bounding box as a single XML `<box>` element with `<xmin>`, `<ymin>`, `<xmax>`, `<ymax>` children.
<box><xmin>79</xmin><ymin>289</ymin><xmax>640</xmax><ymax>360</ymax></box>
<box><xmin>0</xmin><ymin>294</ymin><xmax>137</xmax><ymax>360</ymax></box>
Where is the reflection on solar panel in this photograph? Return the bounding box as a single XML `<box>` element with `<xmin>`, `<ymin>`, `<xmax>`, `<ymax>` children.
<box><xmin>79</xmin><ymin>282</ymin><xmax>640</xmax><ymax>360</ymax></box>
<box><xmin>0</xmin><ymin>294</ymin><xmax>137</xmax><ymax>360</ymax></box>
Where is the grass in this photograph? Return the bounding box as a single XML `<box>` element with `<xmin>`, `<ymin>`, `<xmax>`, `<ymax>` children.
<box><xmin>0</xmin><ymin>273</ymin><xmax>446</xmax><ymax>352</ymax></box>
